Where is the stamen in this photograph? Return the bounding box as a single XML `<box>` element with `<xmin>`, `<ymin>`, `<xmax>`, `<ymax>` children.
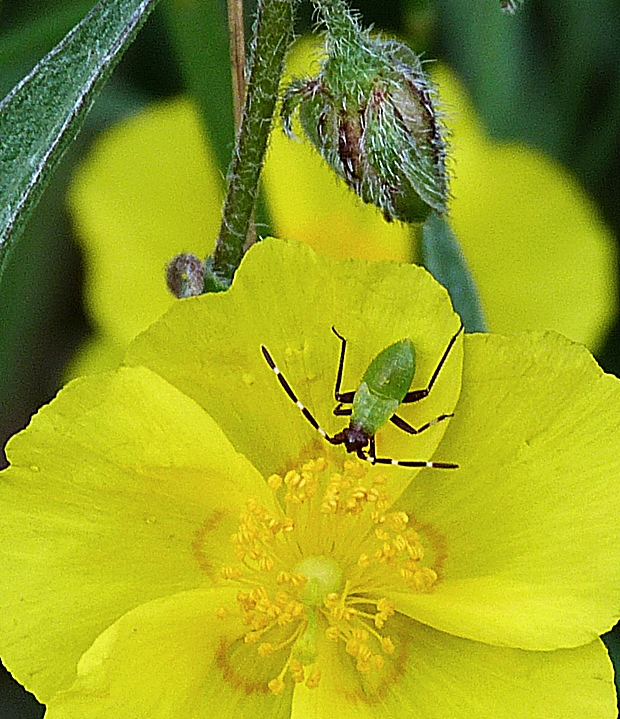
<box><xmin>215</xmin><ymin>455</ymin><xmax>441</xmax><ymax>695</ymax></box>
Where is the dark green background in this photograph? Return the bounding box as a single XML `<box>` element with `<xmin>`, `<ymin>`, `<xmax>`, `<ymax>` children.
<box><xmin>1</xmin><ymin>0</ymin><xmax>619</xmax><ymax>716</ymax></box>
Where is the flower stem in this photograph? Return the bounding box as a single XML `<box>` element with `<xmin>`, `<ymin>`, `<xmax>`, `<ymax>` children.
<box><xmin>311</xmin><ymin>0</ymin><xmax>360</xmax><ymax>44</ymax></box>
<box><xmin>206</xmin><ymin>0</ymin><xmax>297</xmax><ymax>291</ymax></box>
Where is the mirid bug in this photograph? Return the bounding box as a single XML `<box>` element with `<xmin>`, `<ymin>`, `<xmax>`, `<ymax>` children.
<box><xmin>261</xmin><ymin>324</ymin><xmax>463</xmax><ymax>469</ymax></box>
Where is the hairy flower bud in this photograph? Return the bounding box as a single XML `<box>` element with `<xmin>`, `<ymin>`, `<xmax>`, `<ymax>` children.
<box><xmin>282</xmin><ymin>15</ymin><xmax>449</xmax><ymax>223</ymax></box>
<box><xmin>166</xmin><ymin>253</ymin><xmax>205</xmax><ymax>298</ymax></box>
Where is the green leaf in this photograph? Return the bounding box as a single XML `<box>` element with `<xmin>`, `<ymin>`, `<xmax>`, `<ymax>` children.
<box><xmin>0</xmin><ymin>0</ymin><xmax>162</xmax><ymax>282</ymax></box>
<box><xmin>0</xmin><ymin>0</ymin><xmax>96</xmax><ymax>74</ymax></box>
<box><xmin>421</xmin><ymin>212</ymin><xmax>487</xmax><ymax>333</ymax></box>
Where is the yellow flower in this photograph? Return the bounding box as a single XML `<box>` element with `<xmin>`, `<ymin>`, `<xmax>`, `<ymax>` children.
<box><xmin>2</xmin><ymin>239</ymin><xmax>619</xmax><ymax>717</ymax></box>
<box><xmin>66</xmin><ymin>41</ymin><xmax>616</xmax><ymax>378</ymax></box>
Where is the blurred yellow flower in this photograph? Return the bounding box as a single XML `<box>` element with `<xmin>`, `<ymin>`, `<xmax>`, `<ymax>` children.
<box><xmin>66</xmin><ymin>39</ymin><xmax>616</xmax><ymax>377</ymax></box>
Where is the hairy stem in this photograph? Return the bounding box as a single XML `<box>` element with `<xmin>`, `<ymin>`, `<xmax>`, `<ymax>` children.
<box><xmin>207</xmin><ymin>0</ymin><xmax>296</xmax><ymax>290</ymax></box>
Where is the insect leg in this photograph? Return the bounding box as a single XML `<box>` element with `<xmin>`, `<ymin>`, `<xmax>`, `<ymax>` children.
<box><xmin>331</xmin><ymin>327</ymin><xmax>355</xmax><ymax>403</ymax></box>
<box><xmin>261</xmin><ymin>346</ymin><xmax>333</xmax><ymax>440</ymax></box>
<box><xmin>390</xmin><ymin>412</ymin><xmax>454</xmax><ymax>435</ymax></box>
<box><xmin>334</xmin><ymin>404</ymin><xmax>353</xmax><ymax>416</ymax></box>
<box><xmin>403</xmin><ymin>323</ymin><xmax>464</xmax><ymax>404</ymax></box>
<box><xmin>358</xmin><ymin>435</ymin><xmax>458</xmax><ymax>469</ymax></box>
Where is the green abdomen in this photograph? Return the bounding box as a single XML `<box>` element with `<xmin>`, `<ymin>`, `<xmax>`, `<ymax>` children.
<box><xmin>351</xmin><ymin>339</ymin><xmax>416</xmax><ymax>435</ymax></box>
<box><xmin>352</xmin><ymin>382</ymin><xmax>400</xmax><ymax>436</ymax></box>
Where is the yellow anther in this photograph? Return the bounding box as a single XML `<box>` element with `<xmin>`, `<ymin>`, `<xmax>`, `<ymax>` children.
<box><xmin>259</xmin><ymin>556</ymin><xmax>275</xmax><ymax>571</ymax></box>
<box><xmin>325</xmin><ymin>626</ymin><xmax>340</xmax><ymax>641</ymax></box>
<box><xmin>290</xmin><ymin>659</ymin><xmax>305</xmax><ymax>683</ymax></box>
<box><xmin>267</xmin><ymin>474</ymin><xmax>284</xmax><ymax>492</ymax></box>
<box><xmin>285</xmin><ymin>470</ymin><xmax>301</xmax><ymax>486</ymax></box>
<box><xmin>357</xmin><ymin>658</ymin><xmax>371</xmax><ymax>673</ymax></box>
<box><xmin>251</xmin><ymin>586</ymin><xmax>268</xmax><ymax>601</ymax></box>
<box><xmin>386</xmin><ymin>511</ymin><xmax>409</xmax><ymax>531</ymax></box>
<box><xmin>407</xmin><ymin>544</ymin><xmax>423</xmax><ymax>561</ymax></box>
<box><xmin>366</xmin><ymin>488</ymin><xmax>379</xmax><ymax>502</ymax></box>
<box><xmin>215</xmin><ymin>606</ymin><xmax>228</xmax><ymax>619</ymax></box>
<box><xmin>251</xmin><ymin>614</ymin><xmax>269</xmax><ymax>630</ymax></box>
<box><xmin>377</xmin><ymin>598</ymin><xmax>395</xmax><ymax>615</ymax></box>
<box><xmin>352</xmin><ymin>628</ymin><xmax>369</xmax><ymax>642</ymax></box>
<box><xmin>264</xmin><ymin>603</ymin><xmax>280</xmax><ymax>619</ymax></box>
<box><xmin>221</xmin><ymin>565</ymin><xmax>243</xmax><ymax>580</ymax></box>
<box><xmin>376</xmin><ymin>497</ymin><xmax>391</xmax><ymax>512</ymax></box>
<box><xmin>244</xmin><ymin>631</ymin><xmax>262</xmax><ymax>645</ymax></box>
<box><xmin>357</xmin><ymin>553</ymin><xmax>371</xmax><ymax>568</ymax></box>
<box><xmin>375</xmin><ymin>527</ymin><xmax>390</xmax><ymax>541</ymax></box>
<box><xmin>258</xmin><ymin>643</ymin><xmax>275</xmax><ymax>657</ymax></box>
<box><xmin>345</xmin><ymin>637</ymin><xmax>360</xmax><ymax>656</ymax></box>
<box><xmin>372</xmin><ymin>474</ymin><xmax>387</xmax><ymax>485</ymax></box>
<box><xmin>306</xmin><ymin>667</ymin><xmax>322</xmax><ymax>689</ymax></box>
<box><xmin>323</xmin><ymin>592</ymin><xmax>339</xmax><ymax>608</ymax></box>
<box><xmin>290</xmin><ymin>601</ymin><xmax>306</xmax><ymax>617</ymax></box>
<box><xmin>332</xmin><ymin>605</ymin><xmax>353</xmax><ymax>621</ymax></box>
<box><xmin>381</xmin><ymin>542</ymin><xmax>397</xmax><ymax>560</ymax></box>
<box><xmin>381</xmin><ymin>636</ymin><xmax>395</xmax><ymax>654</ymax></box>
<box><xmin>394</xmin><ymin>535</ymin><xmax>408</xmax><ymax>553</ymax></box>
<box><xmin>413</xmin><ymin>567</ymin><xmax>437</xmax><ymax>592</ymax></box>
<box><xmin>291</xmin><ymin>573</ymin><xmax>307</xmax><ymax>588</ymax></box>
<box><xmin>268</xmin><ymin>677</ymin><xmax>285</xmax><ymax>695</ymax></box>
<box><xmin>357</xmin><ymin>644</ymin><xmax>372</xmax><ymax>663</ymax></box>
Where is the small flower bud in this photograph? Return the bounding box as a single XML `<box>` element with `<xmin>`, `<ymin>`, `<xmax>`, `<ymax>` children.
<box><xmin>166</xmin><ymin>253</ymin><xmax>204</xmax><ymax>298</ymax></box>
<box><xmin>282</xmin><ymin>10</ymin><xmax>449</xmax><ymax>223</ymax></box>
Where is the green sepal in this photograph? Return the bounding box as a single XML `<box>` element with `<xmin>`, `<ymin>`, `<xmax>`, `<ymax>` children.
<box><xmin>0</xmin><ymin>0</ymin><xmax>162</xmax><ymax>283</ymax></box>
<box><xmin>421</xmin><ymin>212</ymin><xmax>487</xmax><ymax>333</ymax></box>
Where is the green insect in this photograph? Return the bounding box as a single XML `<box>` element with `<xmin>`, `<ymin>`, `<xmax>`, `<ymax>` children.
<box><xmin>261</xmin><ymin>324</ymin><xmax>463</xmax><ymax>469</ymax></box>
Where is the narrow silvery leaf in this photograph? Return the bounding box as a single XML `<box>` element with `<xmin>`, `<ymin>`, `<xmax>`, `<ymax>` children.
<box><xmin>0</xmin><ymin>0</ymin><xmax>161</xmax><ymax>280</ymax></box>
<box><xmin>421</xmin><ymin>212</ymin><xmax>487</xmax><ymax>333</ymax></box>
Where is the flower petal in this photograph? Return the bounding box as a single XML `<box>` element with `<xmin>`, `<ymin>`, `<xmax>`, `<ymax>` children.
<box><xmin>45</xmin><ymin>588</ymin><xmax>294</xmax><ymax>719</ymax></box>
<box><xmin>67</xmin><ymin>98</ymin><xmax>223</xmax><ymax>347</ymax></box>
<box><xmin>0</xmin><ymin>366</ymin><xmax>271</xmax><ymax>701</ymax></box>
<box><xmin>394</xmin><ymin>332</ymin><xmax>620</xmax><ymax>649</ymax></box>
<box><xmin>437</xmin><ymin>65</ymin><xmax>617</xmax><ymax>349</ymax></box>
<box><xmin>293</xmin><ymin>621</ymin><xmax>615</xmax><ymax>719</ymax></box>
<box><xmin>126</xmin><ymin>238</ymin><xmax>463</xmax><ymax>488</ymax></box>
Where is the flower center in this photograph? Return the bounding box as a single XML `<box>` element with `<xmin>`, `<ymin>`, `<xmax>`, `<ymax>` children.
<box><xmin>295</xmin><ymin>556</ymin><xmax>344</xmax><ymax>606</ymax></box>
<box><xmin>215</xmin><ymin>455</ymin><xmax>439</xmax><ymax>695</ymax></box>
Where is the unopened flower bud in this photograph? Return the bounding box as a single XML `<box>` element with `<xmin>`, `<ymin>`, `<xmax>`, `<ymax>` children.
<box><xmin>166</xmin><ymin>253</ymin><xmax>204</xmax><ymax>298</ymax></box>
<box><xmin>282</xmin><ymin>9</ymin><xmax>449</xmax><ymax>223</ymax></box>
